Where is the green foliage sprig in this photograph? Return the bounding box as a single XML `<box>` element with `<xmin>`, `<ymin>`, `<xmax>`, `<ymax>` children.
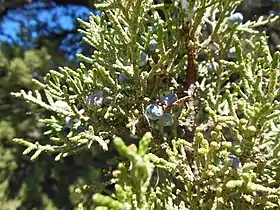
<box><xmin>11</xmin><ymin>0</ymin><xmax>280</xmax><ymax>209</ymax></box>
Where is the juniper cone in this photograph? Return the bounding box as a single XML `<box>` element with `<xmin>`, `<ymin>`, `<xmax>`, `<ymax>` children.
<box><xmin>206</xmin><ymin>61</ymin><xmax>219</xmax><ymax>71</ymax></box>
<box><xmin>86</xmin><ymin>90</ymin><xmax>105</xmax><ymax>108</ymax></box>
<box><xmin>228</xmin><ymin>47</ymin><xmax>237</xmax><ymax>58</ymax></box>
<box><xmin>139</xmin><ymin>51</ymin><xmax>148</xmax><ymax>67</ymax></box>
<box><xmin>159</xmin><ymin>112</ymin><xmax>173</xmax><ymax>126</ymax></box>
<box><xmin>118</xmin><ymin>72</ymin><xmax>129</xmax><ymax>85</ymax></box>
<box><xmin>11</xmin><ymin>0</ymin><xmax>280</xmax><ymax>209</ymax></box>
<box><xmin>227</xmin><ymin>12</ymin><xmax>244</xmax><ymax>28</ymax></box>
<box><xmin>146</xmin><ymin>104</ymin><xmax>164</xmax><ymax>120</ymax></box>
<box><xmin>229</xmin><ymin>155</ymin><xmax>242</xmax><ymax>169</ymax></box>
<box><xmin>149</xmin><ymin>39</ymin><xmax>158</xmax><ymax>51</ymax></box>
<box><xmin>160</xmin><ymin>93</ymin><xmax>178</xmax><ymax>106</ymax></box>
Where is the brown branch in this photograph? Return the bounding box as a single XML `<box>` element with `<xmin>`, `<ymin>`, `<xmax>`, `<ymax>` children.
<box><xmin>185</xmin><ymin>34</ymin><xmax>198</xmax><ymax>89</ymax></box>
<box><xmin>181</xmin><ymin>24</ymin><xmax>199</xmax><ymax>142</ymax></box>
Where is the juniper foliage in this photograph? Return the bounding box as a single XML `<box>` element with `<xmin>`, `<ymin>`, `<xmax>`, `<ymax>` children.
<box><xmin>12</xmin><ymin>0</ymin><xmax>280</xmax><ymax>209</ymax></box>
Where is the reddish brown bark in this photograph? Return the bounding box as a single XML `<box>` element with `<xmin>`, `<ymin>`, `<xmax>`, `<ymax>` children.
<box><xmin>182</xmin><ymin>25</ymin><xmax>199</xmax><ymax>142</ymax></box>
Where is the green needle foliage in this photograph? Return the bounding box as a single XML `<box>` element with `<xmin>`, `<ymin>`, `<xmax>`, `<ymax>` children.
<box><xmin>12</xmin><ymin>0</ymin><xmax>280</xmax><ymax>209</ymax></box>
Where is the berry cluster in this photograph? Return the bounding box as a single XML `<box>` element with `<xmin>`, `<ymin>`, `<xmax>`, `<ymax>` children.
<box><xmin>145</xmin><ymin>93</ymin><xmax>177</xmax><ymax>127</ymax></box>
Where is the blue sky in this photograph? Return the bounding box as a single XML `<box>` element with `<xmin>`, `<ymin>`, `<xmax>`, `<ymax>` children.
<box><xmin>0</xmin><ymin>2</ymin><xmax>99</xmax><ymax>57</ymax></box>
